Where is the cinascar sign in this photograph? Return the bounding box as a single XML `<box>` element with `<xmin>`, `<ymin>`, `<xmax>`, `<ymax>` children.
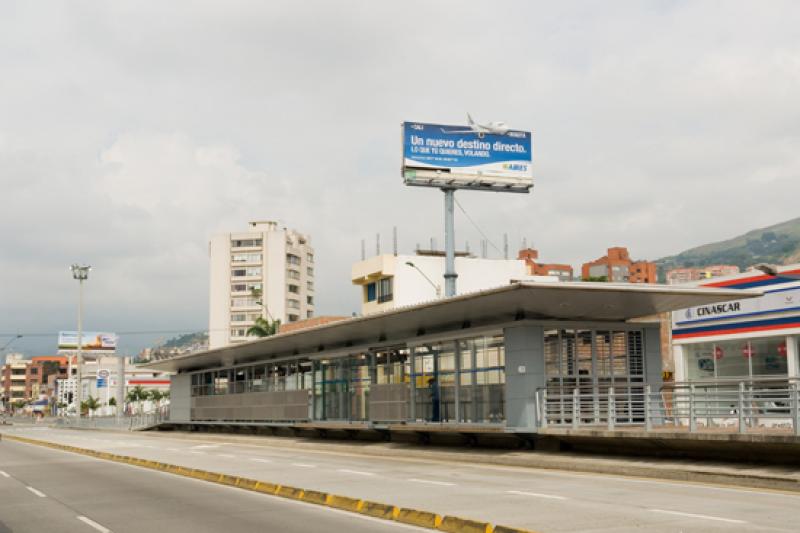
<box><xmin>695</xmin><ymin>302</ymin><xmax>741</xmax><ymax>317</ymax></box>
<box><xmin>675</xmin><ymin>285</ymin><xmax>800</xmax><ymax>326</ymax></box>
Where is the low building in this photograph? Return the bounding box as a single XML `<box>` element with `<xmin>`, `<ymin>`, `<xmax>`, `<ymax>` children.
<box><xmin>581</xmin><ymin>247</ymin><xmax>656</xmax><ymax>283</ymax></box>
<box><xmin>672</xmin><ymin>264</ymin><xmax>800</xmax><ymax>384</ymax></box>
<box><xmin>351</xmin><ymin>252</ymin><xmax>527</xmax><ymax>315</ymax></box>
<box><xmin>665</xmin><ymin>265</ymin><xmax>740</xmax><ymax>285</ymax></box>
<box><xmin>517</xmin><ymin>248</ymin><xmax>573</xmax><ymax>281</ymax></box>
<box><xmin>1</xmin><ymin>355</ymin><xmax>68</xmax><ymax>407</ymax></box>
<box><xmin>147</xmin><ymin>281</ymin><xmax>751</xmax><ymax>435</ymax></box>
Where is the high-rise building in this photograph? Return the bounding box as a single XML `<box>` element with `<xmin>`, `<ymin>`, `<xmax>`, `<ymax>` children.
<box><xmin>209</xmin><ymin>221</ymin><xmax>315</xmax><ymax>349</ymax></box>
<box><xmin>581</xmin><ymin>247</ymin><xmax>656</xmax><ymax>283</ymax></box>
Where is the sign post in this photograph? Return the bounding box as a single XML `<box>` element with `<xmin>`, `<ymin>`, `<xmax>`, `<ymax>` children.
<box><xmin>401</xmin><ymin>120</ymin><xmax>533</xmax><ymax>297</ymax></box>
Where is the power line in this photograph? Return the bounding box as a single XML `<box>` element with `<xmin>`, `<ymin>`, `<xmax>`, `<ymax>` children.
<box><xmin>453</xmin><ymin>197</ymin><xmax>503</xmax><ymax>255</ymax></box>
<box><xmin>0</xmin><ymin>328</ymin><xmax>212</xmax><ymax>338</ymax></box>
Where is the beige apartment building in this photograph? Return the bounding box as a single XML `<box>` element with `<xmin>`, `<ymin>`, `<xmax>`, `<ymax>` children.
<box><xmin>209</xmin><ymin>221</ymin><xmax>315</xmax><ymax>349</ymax></box>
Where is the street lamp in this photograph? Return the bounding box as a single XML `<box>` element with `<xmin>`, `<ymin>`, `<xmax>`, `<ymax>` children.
<box><xmin>405</xmin><ymin>261</ymin><xmax>442</xmax><ymax>299</ymax></box>
<box><xmin>754</xmin><ymin>263</ymin><xmax>800</xmax><ymax>280</ymax></box>
<box><xmin>70</xmin><ymin>264</ymin><xmax>91</xmax><ymax>419</ymax></box>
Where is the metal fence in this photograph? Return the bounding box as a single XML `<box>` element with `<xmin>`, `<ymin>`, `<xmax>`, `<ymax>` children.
<box><xmin>55</xmin><ymin>404</ymin><xmax>170</xmax><ymax>431</ymax></box>
<box><xmin>535</xmin><ymin>379</ymin><xmax>800</xmax><ymax>436</ymax></box>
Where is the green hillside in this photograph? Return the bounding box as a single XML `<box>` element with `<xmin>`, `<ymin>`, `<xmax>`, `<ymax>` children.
<box><xmin>656</xmin><ymin>216</ymin><xmax>800</xmax><ymax>279</ymax></box>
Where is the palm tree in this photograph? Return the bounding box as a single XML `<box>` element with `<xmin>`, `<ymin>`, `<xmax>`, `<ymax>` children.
<box><xmin>148</xmin><ymin>389</ymin><xmax>164</xmax><ymax>405</ymax></box>
<box><xmin>126</xmin><ymin>385</ymin><xmax>148</xmax><ymax>414</ymax></box>
<box><xmin>246</xmin><ymin>316</ymin><xmax>281</xmax><ymax>337</ymax></box>
<box><xmin>85</xmin><ymin>396</ymin><xmax>101</xmax><ymax>416</ymax></box>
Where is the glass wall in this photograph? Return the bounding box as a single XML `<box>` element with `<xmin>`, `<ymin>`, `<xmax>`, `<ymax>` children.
<box><xmin>683</xmin><ymin>336</ymin><xmax>789</xmax><ymax>380</ymax></box>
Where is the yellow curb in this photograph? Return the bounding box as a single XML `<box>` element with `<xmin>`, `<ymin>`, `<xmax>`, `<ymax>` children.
<box><xmin>327</xmin><ymin>494</ymin><xmax>363</xmax><ymax>512</ymax></box>
<box><xmin>237</xmin><ymin>478</ymin><xmax>259</xmax><ymax>490</ymax></box>
<box><xmin>219</xmin><ymin>474</ymin><xmax>240</xmax><ymax>486</ymax></box>
<box><xmin>493</xmin><ymin>526</ymin><xmax>541</xmax><ymax>533</ymax></box>
<box><xmin>439</xmin><ymin>516</ymin><xmax>493</xmax><ymax>533</ymax></box>
<box><xmin>275</xmin><ymin>485</ymin><xmax>305</xmax><ymax>500</ymax></box>
<box><xmin>360</xmin><ymin>500</ymin><xmax>397</xmax><ymax>519</ymax></box>
<box><xmin>396</xmin><ymin>508</ymin><xmax>442</xmax><ymax>529</ymax></box>
<box><xmin>301</xmin><ymin>489</ymin><xmax>329</xmax><ymax>505</ymax></box>
<box><xmin>253</xmin><ymin>481</ymin><xmax>279</xmax><ymax>494</ymax></box>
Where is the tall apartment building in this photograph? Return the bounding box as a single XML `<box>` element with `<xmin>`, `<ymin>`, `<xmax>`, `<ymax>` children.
<box><xmin>209</xmin><ymin>221</ymin><xmax>315</xmax><ymax>349</ymax></box>
<box><xmin>665</xmin><ymin>265</ymin><xmax>740</xmax><ymax>285</ymax></box>
<box><xmin>1</xmin><ymin>354</ymin><xmax>68</xmax><ymax>406</ymax></box>
<box><xmin>581</xmin><ymin>247</ymin><xmax>657</xmax><ymax>283</ymax></box>
<box><xmin>517</xmin><ymin>248</ymin><xmax>573</xmax><ymax>281</ymax></box>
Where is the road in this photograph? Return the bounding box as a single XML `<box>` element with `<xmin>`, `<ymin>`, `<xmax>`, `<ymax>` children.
<box><xmin>0</xmin><ymin>437</ymin><xmax>427</xmax><ymax>533</ymax></box>
<box><xmin>2</xmin><ymin>425</ymin><xmax>799</xmax><ymax>532</ymax></box>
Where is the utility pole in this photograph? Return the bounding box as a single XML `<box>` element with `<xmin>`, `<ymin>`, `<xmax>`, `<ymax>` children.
<box><xmin>71</xmin><ymin>264</ymin><xmax>90</xmax><ymax>420</ymax></box>
<box><xmin>443</xmin><ymin>188</ymin><xmax>457</xmax><ymax>297</ymax></box>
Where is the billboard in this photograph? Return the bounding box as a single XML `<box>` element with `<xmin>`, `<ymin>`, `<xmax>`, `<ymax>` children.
<box><xmin>402</xmin><ymin>121</ymin><xmax>533</xmax><ymax>191</ymax></box>
<box><xmin>57</xmin><ymin>331</ymin><xmax>117</xmax><ymax>353</ymax></box>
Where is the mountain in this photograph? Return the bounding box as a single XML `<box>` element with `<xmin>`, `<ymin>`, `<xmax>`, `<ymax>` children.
<box><xmin>656</xmin><ymin>216</ymin><xmax>800</xmax><ymax>278</ymax></box>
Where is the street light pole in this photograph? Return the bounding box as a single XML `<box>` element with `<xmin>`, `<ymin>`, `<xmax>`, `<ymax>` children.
<box><xmin>405</xmin><ymin>261</ymin><xmax>441</xmax><ymax>298</ymax></box>
<box><xmin>71</xmin><ymin>264</ymin><xmax>90</xmax><ymax>419</ymax></box>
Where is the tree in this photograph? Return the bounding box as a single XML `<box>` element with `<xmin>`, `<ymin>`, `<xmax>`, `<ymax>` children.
<box><xmin>126</xmin><ymin>385</ymin><xmax>148</xmax><ymax>413</ymax></box>
<box><xmin>582</xmin><ymin>276</ymin><xmax>608</xmax><ymax>282</ymax></box>
<box><xmin>246</xmin><ymin>316</ymin><xmax>281</xmax><ymax>338</ymax></box>
<box><xmin>108</xmin><ymin>397</ymin><xmax>117</xmax><ymax>407</ymax></box>
<box><xmin>148</xmin><ymin>389</ymin><xmax>164</xmax><ymax>405</ymax></box>
<box><xmin>84</xmin><ymin>396</ymin><xmax>101</xmax><ymax>416</ymax></box>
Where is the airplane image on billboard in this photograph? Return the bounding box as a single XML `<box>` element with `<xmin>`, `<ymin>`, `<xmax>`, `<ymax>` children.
<box><xmin>402</xmin><ymin>116</ymin><xmax>533</xmax><ymax>192</ymax></box>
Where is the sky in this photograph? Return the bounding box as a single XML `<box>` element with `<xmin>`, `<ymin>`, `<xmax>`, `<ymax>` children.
<box><xmin>2</xmin><ymin>1</ymin><xmax>799</xmax><ymax>357</ymax></box>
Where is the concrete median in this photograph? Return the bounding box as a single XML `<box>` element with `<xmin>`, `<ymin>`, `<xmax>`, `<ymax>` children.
<box><xmin>395</xmin><ymin>508</ymin><xmax>442</xmax><ymax>529</ymax></box>
<box><xmin>327</xmin><ymin>494</ymin><xmax>363</xmax><ymax>512</ymax></box>
<box><xmin>438</xmin><ymin>516</ymin><xmax>492</xmax><ymax>533</ymax></box>
<box><xmin>301</xmin><ymin>489</ymin><xmax>330</xmax><ymax>505</ymax></box>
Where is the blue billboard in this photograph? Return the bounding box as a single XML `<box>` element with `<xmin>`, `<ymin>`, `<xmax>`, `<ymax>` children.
<box><xmin>402</xmin><ymin>121</ymin><xmax>533</xmax><ymax>182</ymax></box>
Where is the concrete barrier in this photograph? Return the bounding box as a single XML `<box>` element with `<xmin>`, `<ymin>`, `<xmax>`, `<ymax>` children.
<box><xmin>301</xmin><ymin>489</ymin><xmax>329</xmax><ymax>505</ymax></box>
<box><xmin>237</xmin><ymin>478</ymin><xmax>259</xmax><ymax>491</ymax></box>
<box><xmin>327</xmin><ymin>494</ymin><xmax>363</xmax><ymax>512</ymax></box>
<box><xmin>219</xmin><ymin>474</ymin><xmax>240</xmax><ymax>486</ymax></box>
<box><xmin>254</xmin><ymin>481</ymin><xmax>279</xmax><ymax>494</ymax></box>
<box><xmin>395</xmin><ymin>508</ymin><xmax>442</xmax><ymax>529</ymax></box>
<box><xmin>359</xmin><ymin>500</ymin><xmax>396</xmax><ymax>519</ymax></box>
<box><xmin>275</xmin><ymin>485</ymin><xmax>305</xmax><ymax>500</ymax></box>
<box><xmin>439</xmin><ymin>516</ymin><xmax>492</xmax><ymax>533</ymax></box>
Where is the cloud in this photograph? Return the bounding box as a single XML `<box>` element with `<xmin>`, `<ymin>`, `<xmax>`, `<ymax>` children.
<box><xmin>2</xmin><ymin>0</ymin><xmax>800</xmax><ymax>355</ymax></box>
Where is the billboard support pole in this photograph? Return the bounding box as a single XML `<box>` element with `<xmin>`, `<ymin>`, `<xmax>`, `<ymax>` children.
<box><xmin>443</xmin><ymin>188</ymin><xmax>457</xmax><ymax>298</ymax></box>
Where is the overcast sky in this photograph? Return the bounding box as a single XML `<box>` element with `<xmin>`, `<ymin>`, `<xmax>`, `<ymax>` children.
<box><xmin>2</xmin><ymin>1</ymin><xmax>799</xmax><ymax>357</ymax></box>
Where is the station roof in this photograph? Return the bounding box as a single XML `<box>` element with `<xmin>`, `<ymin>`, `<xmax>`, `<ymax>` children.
<box><xmin>146</xmin><ymin>281</ymin><xmax>761</xmax><ymax>373</ymax></box>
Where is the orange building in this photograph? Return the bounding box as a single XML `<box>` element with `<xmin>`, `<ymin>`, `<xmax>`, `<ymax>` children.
<box><xmin>581</xmin><ymin>247</ymin><xmax>656</xmax><ymax>283</ymax></box>
<box><xmin>517</xmin><ymin>248</ymin><xmax>573</xmax><ymax>281</ymax></box>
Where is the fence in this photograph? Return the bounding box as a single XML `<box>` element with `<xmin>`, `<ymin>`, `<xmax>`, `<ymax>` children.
<box><xmin>535</xmin><ymin>379</ymin><xmax>800</xmax><ymax>436</ymax></box>
<box><xmin>55</xmin><ymin>404</ymin><xmax>170</xmax><ymax>431</ymax></box>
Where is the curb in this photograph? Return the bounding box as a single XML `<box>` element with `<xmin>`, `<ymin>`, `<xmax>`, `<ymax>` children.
<box><xmin>2</xmin><ymin>434</ymin><xmax>539</xmax><ymax>533</ymax></box>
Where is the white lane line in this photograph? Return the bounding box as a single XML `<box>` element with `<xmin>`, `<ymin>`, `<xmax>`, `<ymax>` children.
<box><xmin>77</xmin><ymin>515</ymin><xmax>111</xmax><ymax>533</ymax></box>
<box><xmin>190</xmin><ymin>445</ymin><xmax>219</xmax><ymax>450</ymax></box>
<box><xmin>166</xmin><ymin>448</ymin><xmax>180</xmax><ymax>452</ymax></box>
<box><xmin>250</xmin><ymin>458</ymin><xmax>272</xmax><ymax>463</ymax></box>
<box><xmin>189</xmin><ymin>451</ymin><xmax>206</xmax><ymax>455</ymax></box>
<box><xmin>26</xmin><ymin>486</ymin><xmax>47</xmax><ymax>498</ymax></box>
<box><xmin>217</xmin><ymin>454</ymin><xmax>235</xmax><ymax>459</ymax></box>
<box><xmin>648</xmin><ymin>509</ymin><xmax>747</xmax><ymax>524</ymax></box>
<box><xmin>506</xmin><ymin>490</ymin><xmax>568</xmax><ymax>501</ymax></box>
<box><xmin>337</xmin><ymin>469</ymin><xmax>376</xmax><ymax>477</ymax></box>
<box><xmin>291</xmin><ymin>463</ymin><xmax>316</xmax><ymax>468</ymax></box>
<box><xmin>0</xmin><ymin>471</ymin><xmax>10</xmax><ymax>478</ymax></box>
<box><xmin>407</xmin><ymin>478</ymin><xmax>455</xmax><ymax>487</ymax></box>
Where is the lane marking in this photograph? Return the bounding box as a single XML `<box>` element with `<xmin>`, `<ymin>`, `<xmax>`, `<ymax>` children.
<box><xmin>0</xmin><ymin>471</ymin><xmax>10</xmax><ymax>478</ymax></box>
<box><xmin>190</xmin><ymin>445</ymin><xmax>219</xmax><ymax>450</ymax></box>
<box><xmin>26</xmin><ymin>486</ymin><xmax>47</xmax><ymax>498</ymax></box>
<box><xmin>337</xmin><ymin>469</ymin><xmax>376</xmax><ymax>477</ymax></box>
<box><xmin>166</xmin><ymin>448</ymin><xmax>180</xmax><ymax>452</ymax></box>
<box><xmin>189</xmin><ymin>451</ymin><xmax>206</xmax><ymax>455</ymax></box>
<box><xmin>250</xmin><ymin>458</ymin><xmax>272</xmax><ymax>463</ymax></box>
<box><xmin>648</xmin><ymin>509</ymin><xmax>747</xmax><ymax>524</ymax></box>
<box><xmin>217</xmin><ymin>454</ymin><xmax>235</xmax><ymax>459</ymax></box>
<box><xmin>407</xmin><ymin>478</ymin><xmax>455</xmax><ymax>487</ymax></box>
<box><xmin>291</xmin><ymin>463</ymin><xmax>315</xmax><ymax>468</ymax></box>
<box><xmin>77</xmin><ymin>515</ymin><xmax>111</xmax><ymax>533</ymax></box>
<box><xmin>506</xmin><ymin>490</ymin><xmax>568</xmax><ymax>501</ymax></box>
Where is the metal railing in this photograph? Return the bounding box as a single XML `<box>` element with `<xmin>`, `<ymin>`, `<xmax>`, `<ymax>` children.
<box><xmin>535</xmin><ymin>379</ymin><xmax>800</xmax><ymax>436</ymax></box>
<box><xmin>55</xmin><ymin>404</ymin><xmax>170</xmax><ymax>431</ymax></box>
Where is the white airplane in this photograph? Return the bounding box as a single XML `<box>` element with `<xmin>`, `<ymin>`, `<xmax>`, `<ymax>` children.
<box><xmin>441</xmin><ymin>113</ymin><xmax>510</xmax><ymax>136</ymax></box>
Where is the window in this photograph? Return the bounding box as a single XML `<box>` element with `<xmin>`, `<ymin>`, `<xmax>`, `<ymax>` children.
<box><xmin>287</xmin><ymin>269</ymin><xmax>301</xmax><ymax>280</ymax></box>
<box><xmin>365</xmin><ymin>282</ymin><xmax>376</xmax><ymax>302</ymax></box>
<box><xmin>378</xmin><ymin>277</ymin><xmax>393</xmax><ymax>303</ymax></box>
<box><xmin>288</xmin><ymin>314</ymin><xmax>300</xmax><ymax>322</ymax></box>
<box><xmin>232</xmin><ymin>253</ymin><xmax>262</xmax><ymax>263</ymax></box>
<box><xmin>231</xmin><ymin>238</ymin><xmax>262</xmax><ymax>247</ymax></box>
<box><xmin>231</xmin><ymin>282</ymin><xmax>261</xmax><ymax>293</ymax></box>
<box><xmin>307</xmin><ymin>267</ymin><xmax>314</xmax><ymax>277</ymax></box>
<box><xmin>307</xmin><ymin>281</ymin><xmax>314</xmax><ymax>291</ymax></box>
<box><xmin>288</xmin><ymin>284</ymin><xmax>300</xmax><ymax>294</ymax></box>
<box><xmin>231</xmin><ymin>297</ymin><xmax>258</xmax><ymax>308</ymax></box>
<box><xmin>684</xmin><ymin>336</ymin><xmax>789</xmax><ymax>380</ymax></box>
<box><xmin>230</xmin><ymin>313</ymin><xmax>247</xmax><ymax>322</ymax></box>
<box><xmin>307</xmin><ymin>295</ymin><xmax>314</xmax><ymax>305</ymax></box>
<box><xmin>287</xmin><ymin>254</ymin><xmax>301</xmax><ymax>265</ymax></box>
<box><xmin>230</xmin><ymin>328</ymin><xmax>247</xmax><ymax>338</ymax></box>
<box><xmin>307</xmin><ymin>310</ymin><xmax>314</xmax><ymax>318</ymax></box>
<box><xmin>306</xmin><ymin>253</ymin><xmax>314</xmax><ymax>263</ymax></box>
<box><xmin>231</xmin><ymin>267</ymin><xmax>261</xmax><ymax>277</ymax></box>
<box><xmin>287</xmin><ymin>298</ymin><xmax>301</xmax><ymax>309</ymax></box>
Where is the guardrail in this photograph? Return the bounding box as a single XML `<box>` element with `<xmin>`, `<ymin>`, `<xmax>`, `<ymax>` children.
<box><xmin>535</xmin><ymin>380</ymin><xmax>800</xmax><ymax>436</ymax></box>
<box><xmin>55</xmin><ymin>404</ymin><xmax>170</xmax><ymax>431</ymax></box>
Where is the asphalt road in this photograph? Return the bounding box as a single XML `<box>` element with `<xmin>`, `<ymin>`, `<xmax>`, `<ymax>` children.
<box><xmin>2</xmin><ymin>426</ymin><xmax>799</xmax><ymax>532</ymax></box>
<box><xmin>0</xmin><ymin>438</ymin><xmax>427</xmax><ymax>533</ymax></box>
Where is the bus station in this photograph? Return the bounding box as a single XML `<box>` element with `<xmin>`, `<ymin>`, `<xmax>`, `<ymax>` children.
<box><xmin>149</xmin><ymin>281</ymin><xmax>755</xmax><ymax>442</ymax></box>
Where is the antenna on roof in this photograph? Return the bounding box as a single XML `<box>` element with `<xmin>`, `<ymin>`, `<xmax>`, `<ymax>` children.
<box><xmin>392</xmin><ymin>226</ymin><xmax>398</xmax><ymax>256</ymax></box>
